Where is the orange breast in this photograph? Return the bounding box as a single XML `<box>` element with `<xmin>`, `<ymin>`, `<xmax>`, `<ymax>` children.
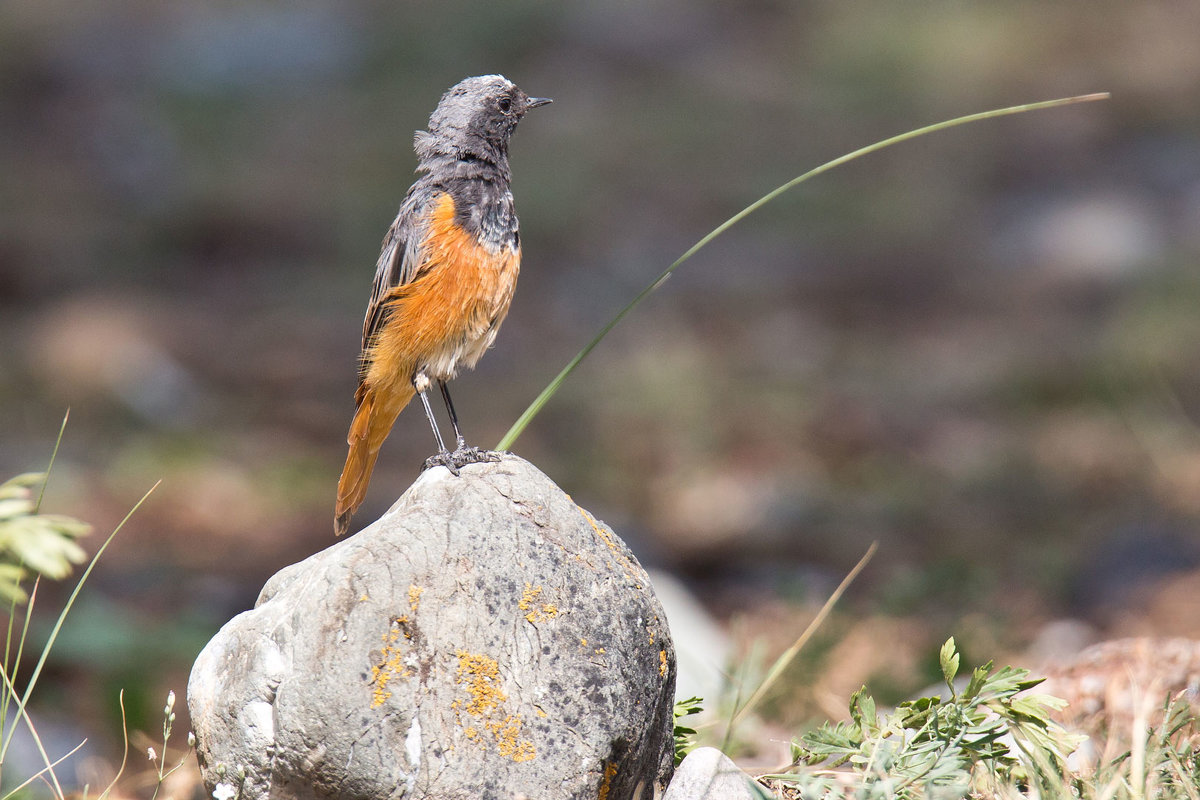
<box><xmin>364</xmin><ymin>193</ymin><xmax>520</xmax><ymax>393</ymax></box>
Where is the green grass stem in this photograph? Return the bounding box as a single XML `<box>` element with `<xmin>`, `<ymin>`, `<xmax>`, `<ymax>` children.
<box><xmin>496</xmin><ymin>93</ymin><xmax>1109</xmax><ymax>450</ymax></box>
<box><xmin>33</xmin><ymin>411</ymin><xmax>70</xmax><ymax>515</ymax></box>
<box><xmin>727</xmin><ymin>541</ymin><xmax>877</xmax><ymax>741</ymax></box>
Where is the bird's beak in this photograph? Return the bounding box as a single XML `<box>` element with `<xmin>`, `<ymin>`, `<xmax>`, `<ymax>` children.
<box><xmin>527</xmin><ymin>97</ymin><xmax>553</xmax><ymax>109</ymax></box>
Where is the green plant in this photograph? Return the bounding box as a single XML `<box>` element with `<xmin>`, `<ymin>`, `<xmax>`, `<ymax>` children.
<box><xmin>1085</xmin><ymin>692</ymin><xmax>1200</xmax><ymax>800</ymax></box>
<box><xmin>144</xmin><ymin>690</ymin><xmax>196</xmax><ymax>800</ymax></box>
<box><xmin>788</xmin><ymin>638</ymin><xmax>1081</xmax><ymax>796</ymax></box>
<box><xmin>0</xmin><ymin>420</ymin><xmax>160</xmax><ymax>799</ymax></box>
<box><xmin>0</xmin><ymin>473</ymin><xmax>90</xmax><ymax>605</ymax></box>
<box><xmin>758</xmin><ymin>636</ymin><xmax>1200</xmax><ymax>800</ymax></box>
<box><xmin>0</xmin><ymin>413</ymin><xmax>91</xmax><ymax>606</ymax></box>
<box><xmin>674</xmin><ymin>695</ymin><xmax>704</xmax><ymax>766</ymax></box>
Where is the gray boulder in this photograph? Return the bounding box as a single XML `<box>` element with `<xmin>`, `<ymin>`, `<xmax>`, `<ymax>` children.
<box><xmin>188</xmin><ymin>454</ymin><xmax>676</xmax><ymax>800</ymax></box>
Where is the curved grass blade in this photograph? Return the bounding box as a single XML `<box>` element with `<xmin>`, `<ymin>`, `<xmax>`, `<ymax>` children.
<box><xmin>724</xmin><ymin>541</ymin><xmax>876</xmax><ymax>750</ymax></box>
<box><xmin>33</xmin><ymin>410</ymin><xmax>70</xmax><ymax>515</ymax></box>
<box><xmin>0</xmin><ymin>737</ymin><xmax>85</xmax><ymax>800</ymax></box>
<box><xmin>496</xmin><ymin>93</ymin><xmax>1109</xmax><ymax>450</ymax></box>
<box><xmin>96</xmin><ymin>690</ymin><xmax>129</xmax><ymax>800</ymax></box>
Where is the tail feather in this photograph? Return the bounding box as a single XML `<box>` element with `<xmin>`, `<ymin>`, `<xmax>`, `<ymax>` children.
<box><xmin>335</xmin><ymin>384</ymin><xmax>413</xmax><ymax>536</ymax></box>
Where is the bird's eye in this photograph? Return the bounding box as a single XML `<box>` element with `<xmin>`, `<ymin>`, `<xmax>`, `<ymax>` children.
<box><xmin>498</xmin><ymin>96</ymin><xmax>512</xmax><ymax>113</ymax></box>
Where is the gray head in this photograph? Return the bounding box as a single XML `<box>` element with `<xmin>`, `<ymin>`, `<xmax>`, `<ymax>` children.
<box><xmin>414</xmin><ymin>75</ymin><xmax>550</xmax><ymax>168</ymax></box>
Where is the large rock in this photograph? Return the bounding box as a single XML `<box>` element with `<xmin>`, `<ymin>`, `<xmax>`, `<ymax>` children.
<box><xmin>188</xmin><ymin>454</ymin><xmax>676</xmax><ymax>800</ymax></box>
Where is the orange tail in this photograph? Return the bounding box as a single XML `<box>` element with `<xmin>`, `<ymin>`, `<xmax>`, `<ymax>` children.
<box><xmin>335</xmin><ymin>383</ymin><xmax>414</xmax><ymax>536</ymax></box>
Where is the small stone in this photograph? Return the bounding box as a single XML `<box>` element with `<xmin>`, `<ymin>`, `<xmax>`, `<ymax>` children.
<box><xmin>663</xmin><ymin>748</ymin><xmax>761</xmax><ymax>800</ymax></box>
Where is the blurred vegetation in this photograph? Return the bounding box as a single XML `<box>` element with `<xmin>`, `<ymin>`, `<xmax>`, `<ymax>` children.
<box><xmin>2</xmin><ymin>0</ymin><xmax>1200</xmax><ymax>774</ymax></box>
<box><xmin>0</xmin><ymin>474</ymin><xmax>89</xmax><ymax>605</ymax></box>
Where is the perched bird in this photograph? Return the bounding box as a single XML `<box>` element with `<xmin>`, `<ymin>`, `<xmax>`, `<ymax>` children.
<box><xmin>335</xmin><ymin>75</ymin><xmax>550</xmax><ymax>536</ymax></box>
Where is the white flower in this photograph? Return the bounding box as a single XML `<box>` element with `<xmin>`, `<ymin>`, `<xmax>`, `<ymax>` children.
<box><xmin>165</xmin><ymin>690</ymin><xmax>176</xmax><ymax>714</ymax></box>
<box><xmin>213</xmin><ymin>782</ymin><xmax>238</xmax><ymax>800</ymax></box>
<box><xmin>187</xmin><ymin>731</ymin><xmax>197</xmax><ymax>748</ymax></box>
<box><xmin>147</xmin><ymin>747</ymin><xmax>157</xmax><ymax>761</ymax></box>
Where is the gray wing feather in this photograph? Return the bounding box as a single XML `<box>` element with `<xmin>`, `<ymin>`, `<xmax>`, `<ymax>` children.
<box><xmin>360</xmin><ymin>192</ymin><xmax>434</xmax><ymax>354</ymax></box>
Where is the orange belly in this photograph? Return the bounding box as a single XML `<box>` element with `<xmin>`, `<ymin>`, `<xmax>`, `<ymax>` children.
<box><xmin>365</xmin><ymin>193</ymin><xmax>520</xmax><ymax>395</ymax></box>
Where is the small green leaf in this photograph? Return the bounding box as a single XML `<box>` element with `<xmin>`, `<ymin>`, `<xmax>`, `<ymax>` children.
<box><xmin>963</xmin><ymin>665</ymin><xmax>989</xmax><ymax>699</ymax></box>
<box><xmin>939</xmin><ymin>637</ymin><xmax>960</xmax><ymax>688</ymax></box>
<box><xmin>0</xmin><ymin>497</ymin><xmax>34</xmax><ymax>520</ymax></box>
<box><xmin>672</xmin><ymin>695</ymin><xmax>704</xmax><ymax>765</ymax></box>
<box><xmin>0</xmin><ymin>563</ymin><xmax>29</xmax><ymax>604</ymax></box>
<box><xmin>849</xmin><ymin>686</ymin><xmax>878</xmax><ymax>734</ymax></box>
<box><xmin>0</xmin><ymin>472</ymin><xmax>47</xmax><ymax>495</ymax></box>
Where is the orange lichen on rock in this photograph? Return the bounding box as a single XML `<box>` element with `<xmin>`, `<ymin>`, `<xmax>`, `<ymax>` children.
<box><xmin>452</xmin><ymin>650</ymin><xmax>537</xmax><ymax>762</ymax></box>
<box><xmin>519</xmin><ymin>583</ymin><xmax>559</xmax><ymax>624</ymax></box>
<box><xmin>369</xmin><ymin>623</ymin><xmax>411</xmax><ymax>708</ymax></box>
<box><xmin>487</xmin><ymin>715</ymin><xmax>537</xmax><ymax>762</ymax></box>
<box><xmin>576</xmin><ymin>506</ymin><xmax>640</xmax><ymax>585</ymax></box>
<box><xmin>455</xmin><ymin>650</ymin><xmax>506</xmax><ymax>715</ymax></box>
<box><xmin>598</xmin><ymin>761</ymin><xmax>619</xmax><ymax>800</ymax></box>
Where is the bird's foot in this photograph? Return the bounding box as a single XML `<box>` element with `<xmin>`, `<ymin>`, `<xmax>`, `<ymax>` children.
<box><xmin>421</xmin><ymin>451</ymin><xmax>460</xmax><ymax>476</ymax></box>
<box><xmin>421</xmin><ymin>446</ymin><xmax>503</xmax><ymax>475</ymax></box>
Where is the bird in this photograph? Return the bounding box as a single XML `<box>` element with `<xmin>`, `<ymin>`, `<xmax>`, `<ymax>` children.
<box><xmin>334</xmin><ymin>75</ymin><xmax>550</xmax><ymax>536</ymax></box>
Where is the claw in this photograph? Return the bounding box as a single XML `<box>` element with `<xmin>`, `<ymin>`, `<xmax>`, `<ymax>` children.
<box><xmin>421</xmin><ymin>447</ymin><xmax>503</xmax><ymax>474</ymax></box>
<box><xmin>421</xmin><ymin>451</ymin><xmax>461</xmax><ymax>475</ymax></box>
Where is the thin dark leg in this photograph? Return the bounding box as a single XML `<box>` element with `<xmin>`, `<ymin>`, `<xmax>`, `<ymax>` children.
<box><xmin>438</xmin><ymin>379</ymin><xmax>467</xmax><ymax>450</ymax></box>
<box><xmin>419</xmin><ymin>379</ymin><xmax>501</xmax><ymax>474</ymax></box>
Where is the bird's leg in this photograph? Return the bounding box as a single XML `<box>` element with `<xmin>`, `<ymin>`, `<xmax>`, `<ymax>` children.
<box><xmin>437</xmin><ymin>380</ymin><xmax>502</xmax><ymax>469</ymax></box>
<box><xmin>439</xmin><ymin>379</ymin><xmax>467</xmax><ymax>452</ymax></box>
<box><xmin>416</xmin><ymin>380</ymin><xmax>460</xmax><ymax>475</ymax></box>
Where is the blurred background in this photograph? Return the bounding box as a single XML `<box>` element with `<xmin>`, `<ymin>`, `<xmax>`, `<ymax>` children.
<box><xmin>3</xmin><ymin>0</ymin><xmax>1200</xmax><ymax>780</ymax></box>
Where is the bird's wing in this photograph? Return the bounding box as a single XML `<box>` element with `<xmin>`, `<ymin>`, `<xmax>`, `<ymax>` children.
<box><xmin>360</xmin><ymin>192</ymin><xmax>437</xmax><ymax>354</ymax></box>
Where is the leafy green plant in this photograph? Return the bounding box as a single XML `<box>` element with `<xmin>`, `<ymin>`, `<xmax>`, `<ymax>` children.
<box><xmin>0</xmin><ymin>420</ymin><xmax>160</xmax><ymax>799</ymax></box>
<box><xmin>682</xmin><ymin>630</ymin><xmax>1200</xmax><ymax>798</ymax></box>
<box><xmin>0</xmin><ymin>413</ymin><xmax>91</xmax><ymax>607</ymax></box>
<box><xmin>0</xmin><ymin>473</ymin><xmax>90</xmax><ymax>605</ymax></box>
<box><xmin>674</xmin><ymin>695</ymin><xmax>704</xmax><ymax>766</ymax></box>
<box><xmin>764</xmin><ymin>638</ymin><xmax>1084</xmax><ymax>799</ymax></box>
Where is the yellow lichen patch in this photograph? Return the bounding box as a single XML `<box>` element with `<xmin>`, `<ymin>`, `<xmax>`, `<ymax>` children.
<box><xmin>580</xmin><ymin>637</ymin><xmax>588</xmax><ymax>647</ymax></box>
<box><xmin>519</xmin><ymin>582</ymin><xmax>559</xmax><ymax>624</ymax></box>
<box><xmin>577</xmin><ymin>506</ymin><xmax>640</xmax><ymax>581</ymax></box>
<box><xmin>408</xmin><ymin>584</ymin><xmax>424</xmax><ymax>611</ymax></box>
<box><xmin>451</xmin><ymin>651</ymin><xmax>539</xmax><ymax>762</ymax></box>
<box><xmin>369</xmin><ymin>624</ymin><xmax>411</xmax><ymax>708</ymax></box>
<box><xmin>659</xmin><ymin>649</ymin><xmax>668</xmax><ymax>677</ymax></box>
<box><xmin>518</xmin><ymin>583</ymin><xmax>542</xmax><ymax>610</ymax></box>
<box><xmin>455</xmin><ymin>650</ymin><xmax>507</xmax><ymax>716</ymax></box>
<box><xmin>487</xmin><ymin>715</ymin><xmax>537</xmax><ymax>762</ymax></box>
<box><xmin>598</xmin><ymin>761</ymin><xmax>618</xmax><ymax>800</ymax></box>
<box><xmin>535</xmin><ymin>707</ymin><xmax>548</xmax><ymax>718</ymax></box>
